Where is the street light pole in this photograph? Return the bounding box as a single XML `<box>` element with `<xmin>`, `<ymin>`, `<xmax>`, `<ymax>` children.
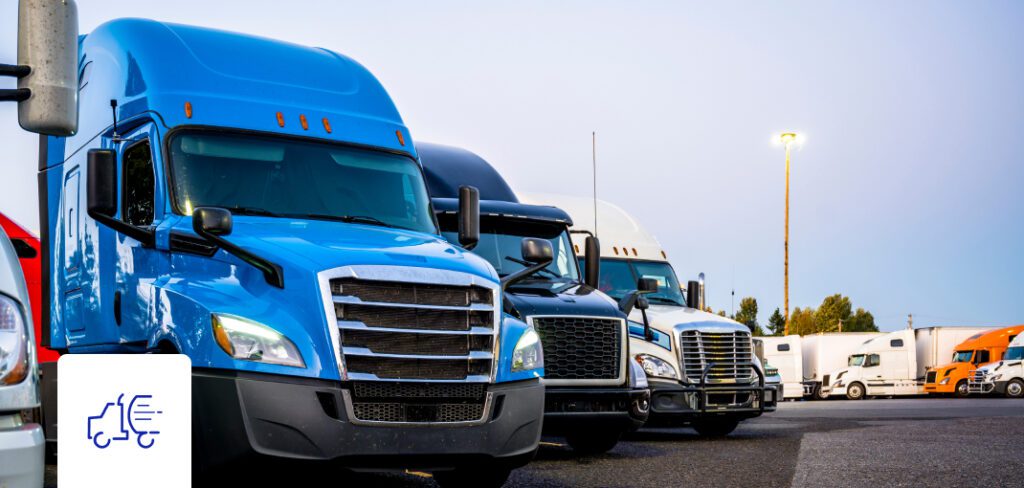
<box><xmin>778</xmin><ymin>132</ymin><xmax>798</xmax><ymax>335</ymax></box>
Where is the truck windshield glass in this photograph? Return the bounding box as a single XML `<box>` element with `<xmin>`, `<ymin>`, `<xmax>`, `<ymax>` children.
<box><xmin>953</xmin><ymin>350</ymin><xmax>974</xmax><ymax>363</ymax></box>
<box><xmin>168</xmin><ymin>132</ymin><xmax>436</xmax><ymax>234</ymax></box>
<box><xmin>441</xmin><ymin>220</ymin><xmax>578</xmax><ymax>282</ymax></box>
<box><xmin>849</xmin><ymin>354</ymin><xmax>865</xmax><ymax>367</ymax></box>
<box><xmin>582</xmin><ymin>259</ymin><xmax>685</xmax><ymax>306</ymax></box>
<box><xmin>1006</xmin><ymin>347</ymin><xmax>1024</xmax><ymax>361</ymax></box>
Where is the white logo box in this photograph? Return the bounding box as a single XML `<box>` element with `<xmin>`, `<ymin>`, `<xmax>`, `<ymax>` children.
<box><xmin>58</xmin><ymin>354</ymin><xmax>191</xmax><ymax>488</ymax></box>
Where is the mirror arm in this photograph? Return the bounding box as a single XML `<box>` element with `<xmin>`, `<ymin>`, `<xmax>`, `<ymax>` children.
<box><xmin>86</xmin><ymin>209</ymin><xmax>155</xmax><ymax>247</ymax></box>
<box><xmin>0</xmin><ymin>64</ymin><xmax>31</xmax><ymax>78</ymax></box>
<box><xmin>500</xmin><ymin>259</ymin><xmax>553</xmax><ymax>291</ymax></box>
<box><xmin>194</xmin><ymin>228</ymin><xmax>284</xmax><ymax>288</ymax></box>
<box><xmin>0</xmin><ymin>88</ymin><xmax>31</xmax><ymax>102</ymax></box>
<box><xmin>640</xmin><ymin>306</ymin><xmax>653</xmax><ymax>342</ymax></box>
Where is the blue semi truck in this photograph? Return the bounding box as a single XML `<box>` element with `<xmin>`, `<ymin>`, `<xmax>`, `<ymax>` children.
<box><xmin>419</xmin><ymin>143</ymin><xmax>651</xmax><ymax>453</ymax></box>
<box><xmin>2</xmin><ymin>4</ymin><xmax>545</xmax><ymax>485</ymax></box>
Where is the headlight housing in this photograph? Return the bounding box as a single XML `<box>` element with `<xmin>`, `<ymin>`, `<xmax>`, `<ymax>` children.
<box><xmin>0</xmin><ymin>294</ymin><xmax>29</xmax><ymax>385</ymax></box>
<box><xmin>989</xmin><ymin>373</ymin><xmax>1003</xmax><ymax>382</ymax></box>
<box><xmin>635</xmin><ymin>353</ymin><xmax>678</xmax><ymax>379</ymax></box>
<box><xmin>766</xmin><ymin>366</ymin><xmax>779</xmax><ymax>377</ymax></box>
<box><xmin>211</xmin><ymin>314</ymin><xmax>305</xmax><ymax>368</ymax></box>
<box><xmin>629</xmin><ymin>356</ymin><xmax>649</xmax><ymax>388</ymax></box>
<box><xmin>511</xmin><ymin>328</ymin><xmax>543</xmax><ymax>372</ymax></box>
<box><xmin>939</xmin><ymin>377</ymin><xmax>950</xmax><ymax>385</ymax></box>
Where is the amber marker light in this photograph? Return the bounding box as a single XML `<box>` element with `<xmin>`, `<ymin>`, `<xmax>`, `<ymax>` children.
<box><xmin>300</xmin><ymin>114</ymin><xmax>309</xmax><ymax>130</ymax></box>
<box><xmin>184</xmin><ymin>101</ymin><xmax>193</xmax><ymax>119</ymax></box>
<box><xmin>322</xmin><ymin>117</ymin><xmax>332</xmax><ymax>134</ymax></box>
<box><xmin>276</xmin><ymin>112</ymin><xmax>285</xmax><ymax>127</ymax></box>
<box><xmin>396</xmin><ymin>130</ymin><xmax>405</xmax><ymax>146</ymax></box>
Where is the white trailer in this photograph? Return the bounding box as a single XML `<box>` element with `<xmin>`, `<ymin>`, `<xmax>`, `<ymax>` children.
<box><xmin>760</xmin><ymin>336</ymin><xmax>804</xmax><ymax>400</ymax></box>
<box><xmin>801</xmin><ymin>332</ymin><xmax>883</xmax><ymax>399</ymax></box>
<box><xmin>824</xmin><ymin>327</ymin><xmax>991</xmax><ymax>400</ymax></box>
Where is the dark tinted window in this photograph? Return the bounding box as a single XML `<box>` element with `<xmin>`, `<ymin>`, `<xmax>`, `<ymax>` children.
<box><xmin>890</xmin><ymin>339</ymin><xmax>904</xmax><ymax>348</ymax></box>
<box><xmin>866</xmin><ymin>354</ymin><xmax>881</xmax><ymax>367</ymax></box>
<box><xmin>123</xmin><ymin>140</ymin><xmax>155</xmax><ymax>226</ymax></box>
<box><xmin>593</xmin><ymin>259</ymin><xmax>637</xmax><ymax>301</ymax></box>
<box><xmin>11</xmin><ymin>238</ymin><xmax>37</xmax><ymax>259</ymax></box>
<box><xmin>975</xmin><ymin>350</ymin><xmax>990</xmax><ymax>364</ymax></box>
<box><xmin>777</xmin><ymin>343</ymin><xmax>791</xmax><ymax>352</ymax></box>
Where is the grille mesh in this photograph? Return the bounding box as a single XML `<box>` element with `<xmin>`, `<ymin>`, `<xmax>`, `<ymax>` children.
<box><xmin>352</xmin><ymin>402</ymin><xmax>485</xmax><ymax>423</ymax></box>
<box><xmin>346</xmin><ymin>356</ymin><xmax>490</xmax><ymax>380</ymax></box>
<box><xmin>531</xmin><ymin>316</ymin><xmax>622</xmax><ymax>380</ymax></box>
<box><xmin>679</xmin><ymin>331</ymin><xmax>753</xmax><ymax>383</ymax></box>
<box><xmin>337</xmin><ymin>304</ymin><xmax>491</xmax><ymax>331</ymax></box>
<box><xmin>342</xmin><ymin>329</ymin><xmax>491</xmax><ymax>356</ymax></box>
<box><xmin>353</xmin><ymin>382</ymin><xmax>486</xmax><ymax>399</ymax></box>
<box><xmin>926</xmin><ymin>371</ymin><xmax>937</xmax><ymax>384</ymax></box>
<box><xmin>350</xmin><ymin>382</ymin><xmax>488</xmax><ymax>423</ymax></box>
<box><xmin>332</xmin><ymin>278</ymin><xmax>491</xmax><ymax>306</ymax></box>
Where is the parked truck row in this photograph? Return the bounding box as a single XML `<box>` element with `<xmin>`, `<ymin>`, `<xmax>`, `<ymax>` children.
<box><xmin>0</xmin><ymin>2</ymin><xmax>778</xmax><ymax>485</ymax></box>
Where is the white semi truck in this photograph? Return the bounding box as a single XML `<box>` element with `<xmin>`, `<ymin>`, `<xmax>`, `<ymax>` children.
<box><xmin>823</xmin><ymin>327</ymin><xmax>990</xmax><ymax>399</ymax></box>
<box><xmin>777</xmin><ymin>333</ymin><xmax>884</xmax><ymax>399</ymax></box>
<box><xmin>760</xmin><ymin>335</ymin><xmax>805</xmax><ymax>400</ymax></box>
<box><xmin>0</xmin><ymin>226</ymin><xmax>44</xmax><ymax>487</ymax></box>
<box><xmin>523</xmin><ymin>194</ymin><xmax>776</xmax><ymax>436</ymax></box>
<box><xmin>969</xmin><ymin>334</ymin><xmax>1024</xmax><ymax>398</ymax></box>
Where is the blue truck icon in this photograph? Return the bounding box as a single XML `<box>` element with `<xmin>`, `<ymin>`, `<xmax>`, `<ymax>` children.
<box><xmin>86</xmin><ymin>394</ymin><xmax>162</xmax><ymax>449</ymax></box>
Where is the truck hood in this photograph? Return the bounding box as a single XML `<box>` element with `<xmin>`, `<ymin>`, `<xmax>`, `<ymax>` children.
<box><xmin>174</xmin><ymin>216</ymin><xmax>498</xmax><ymax>282</ymax></box>
<box><xmin>505</xmin><ymin>281</ymin><xmax>622</xmax><ymax>319</ymax></box>
<box><xmin>929</xmin><ymin>362</ymin><xmax>972</xmax><ymax>380</ymax></box>
<box><xmin>630</xmin><ymin>304</ymin><xmax>750</xmax><ymax>335</ymax></box>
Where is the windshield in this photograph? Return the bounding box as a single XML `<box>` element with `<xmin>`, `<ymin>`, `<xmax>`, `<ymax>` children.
<box><xmin>849</xmin><ymin>354</ymin><xmax>865</xmax><ymax>367</ymax></box>
<box><xmin>168</xmin><ymin>132</ymin><xmax>437</xmax><ymax>234</ymax></box>
<box><xmin>953</xmin><ymin>350</ymin><xmax>974</xmax><ymax>363</ymax></box>
<box><xmin>580</xmin><ymin>258</ymin><xmax>685</xmax><ymax>306</ymax></box>
<box><xmin>1006</xmin><ymin>347</ymin><xmax>1024</xmax><ymax>361</ymax></box>
<box><xmin>441</xmin><ymin>220</ymin><xmax>578</xmax><ymax>283</ymax></box>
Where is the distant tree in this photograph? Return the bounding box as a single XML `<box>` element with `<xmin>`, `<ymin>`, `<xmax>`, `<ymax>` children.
<box><xmin>815</xmin><ymin>294</ymin><xmax>853</xmax><ymax>333</ymax></box>
<box><xmin>845</xmin><ymin>308</ymin><xmax>879</xmax><ymax>332</ymax></box>
<box><xmin>767</xmin><ymin>308</ymin><xmax>786</xmax><ymax>336</ymax></box>
<box><xmin>717</xmin><ymin>310</ymin><xmax>727</xmax><ymax>317</ymax></box>
<box><xmin>788</xmin><ymin>307</ymin><xmax>818</xmax><ymax>336</ymax></box>
<box><xmin>734</xmin><ymin>297</ymin><xmax>762</xmax><ymax>335</ymax></box>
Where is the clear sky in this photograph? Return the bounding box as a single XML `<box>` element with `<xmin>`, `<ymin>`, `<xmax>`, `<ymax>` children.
<box><xmin>1</xmin><ymin>1</ymin><xmax>1022</xmax><ymax>330</ymax></box>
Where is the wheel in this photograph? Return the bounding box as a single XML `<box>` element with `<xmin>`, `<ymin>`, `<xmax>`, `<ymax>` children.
<box><xmin>1006</xmin><ymin>379</ymin><xmax>1024</xmax><ymax>399</ymax></box>
<box><xmin>846</xmin><ymin>382</ymin><xmax>865</xmax><ymax>400</ymax></box>
<box><xmin>433</xmin><ymin>465</ymin><xmax>512</xmax><ymax>488</ymax></box>
<box><xmin>813</xmin><ymin>383</ymin><xmax>829</xmax><ymax>400</ymax></box>
<box><xmin>564</xmin><ymin>431</ymin><xmax>621</xmax><ymax>455</ymax></box>
<box><xmin>954</xmin><ymin>380</ymin><xmax>970</xmax><ymax>398</ymax></box>
<box><xmin>692</xmin><ymin>418</ymin><xmax>740</xmax><ymax>437</ymax></box>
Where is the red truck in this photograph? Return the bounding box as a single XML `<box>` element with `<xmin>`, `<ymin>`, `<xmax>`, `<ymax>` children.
<box><xmin>0</xmin><ymin>213</ymin><xmax>56</xmax><ymax>363</ymax></box>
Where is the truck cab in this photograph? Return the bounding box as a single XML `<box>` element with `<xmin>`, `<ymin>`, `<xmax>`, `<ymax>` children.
<box><xmin>924</xmin><ymin>325</ymin><xmax>1023</xmax><ymax>397</ymax></box>
<box><xmin>0</xmin><ymin>226</ymin><xmax>44</xmax><ymax>488</ymax></box>
<box><xmin>970</xmin><ymin>334</ymin><xmax>1024</xmax><ymax>398</ymax></box>
<box><xmin>522</xmin><ymin>194</ymin><xmax>775</xmax><ymax>436</ymax></box>
<box><xmin>419</xmin><ymin>143</ymin><xmax>650</xmax><ymax>454</ymax></box>
<box><xmin>18</xmin><ymin>15</ymin><xmax>544</xmax><ymax>485</ymax></box>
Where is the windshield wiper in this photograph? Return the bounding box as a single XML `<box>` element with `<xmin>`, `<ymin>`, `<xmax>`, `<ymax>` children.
<box><xmin>647</xmin><ymin>296</ymin><xmax>684</xmax><ymax>306</ymax></box>
<box><xmin>503</xmin><ymin>256</ymin><xmax>561</xmax><ymax>279</ymax></box>
<box><xmin>293</xmin><ymin>214</ymin><xmax>404</xmax><ymax>230</ymax></box>
<box><xmin>223</xmin><ymin>206</ymin><xmax>281</xmax><ymax>217</ymax></box>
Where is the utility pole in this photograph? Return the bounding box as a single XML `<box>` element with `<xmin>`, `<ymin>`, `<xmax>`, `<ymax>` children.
<box><xmin>838</xmin><ymin>318</ymin><xmax>843</xmax><ymax>333</ymax></box>
<box><xmin>777</xmin><ymin>132</ymin><xmax>799</xmax><ymax>334</ymax></box>
<box><xmin>907</xmin><ymin>313</ymin><xmax>913</xmax><ymax>330</ymax></box>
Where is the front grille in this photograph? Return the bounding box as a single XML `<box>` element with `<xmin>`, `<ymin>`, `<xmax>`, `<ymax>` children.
<box><xmin>926</xmin><ymin>371</ymin><xmax>937</xmax><ymax>384</ymax></box>
<box><xmin>349</xmin><ymin>381</ymin><xmax>487</xmax><ymax>423</ymax></box>
<box><xmin>679</xmin><ymin>330</ymin><xmax>753</xmax><ymax>383</ymax></box>
<box><xmin>531</xmin><ymin>316</ymin><xmax>623</xmax><ymax>381</ymax></box>
<box><xmin>331</xmin><ymin>277</ymin><xmax>495</xmax><ymax>381</ymax></box>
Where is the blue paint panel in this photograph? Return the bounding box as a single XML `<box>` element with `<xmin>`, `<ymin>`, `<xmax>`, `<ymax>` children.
<box><xmin>628</xmin><ymin>322</ymin><xmax>672</xmax><ymax>351</ymax></box>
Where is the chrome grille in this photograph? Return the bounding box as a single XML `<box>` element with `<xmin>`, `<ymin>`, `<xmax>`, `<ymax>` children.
<box><xmin>530</xmin><ymin>316</ymin><xmax>624</xmax><ymax>383</ymax></box>
<box><xmin>679</xmin><ymin>330</ymin><xmax>754</xmax><ymax>383</ymax></box>
<box><xmin>332</xmin><ymin>276</ymin><xmax>496</xmax><ymax>382</ymax></box>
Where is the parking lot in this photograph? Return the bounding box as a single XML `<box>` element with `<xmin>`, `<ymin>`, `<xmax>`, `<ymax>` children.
<box><xmin>44</xmin><ymin>396</ymin><xmax>1024</xmax><ymax>487</ymax></box>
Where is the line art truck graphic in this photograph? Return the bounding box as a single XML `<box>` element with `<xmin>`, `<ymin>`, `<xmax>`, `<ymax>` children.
<box><xmin>86</xmin><ymin>394</ymin><xmax>163</xmax><ymax>449</ymax></box>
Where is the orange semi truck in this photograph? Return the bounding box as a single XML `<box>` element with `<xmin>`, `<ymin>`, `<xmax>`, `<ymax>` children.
<box><xmin>924</xmin><ymin>325</ymin><xmax>1024</xmax><ymax>397</ymax></box>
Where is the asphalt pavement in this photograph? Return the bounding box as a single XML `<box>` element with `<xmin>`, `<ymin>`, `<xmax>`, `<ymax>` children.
<box><xmin>45</xmin><ymin>397</ymin><xmax>1024</xmax><ymax>487</ymax></box>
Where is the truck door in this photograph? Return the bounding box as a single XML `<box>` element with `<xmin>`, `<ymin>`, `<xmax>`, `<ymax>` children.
<box><xmin>62</xmin><ymin>169</ymin><xmax>84</xmax><ymax>337</ymax></box>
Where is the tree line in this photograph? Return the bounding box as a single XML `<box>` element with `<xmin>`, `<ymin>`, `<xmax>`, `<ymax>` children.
<box><xmin>714</xmin><ymin>293</ymin><xmax>878</xmax><ymax>336</ymax></box>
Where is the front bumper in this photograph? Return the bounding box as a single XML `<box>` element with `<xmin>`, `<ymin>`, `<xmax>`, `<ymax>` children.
<box><xmin>644</xmin><ymin>378</ymin><xmax>776</xmax><ymax>427</ymax></box>
<box><xmin>541</xmin><ymin>386</ymin><xmax>650</xmax><ymax>434</ymax></box>
<box><xmin>192</xmin><ymin>369</ymin><xmax>544</xmax><ymax>471</ymax></box>
<box><xmin>0</xmin><ymin>420</ymin><xmax>44</xmax><ymax>488</ymax></box>
<box><xmin>924</xmin><ymin>381</ymin><xmax>957</xmax><ymax>394</ymax></box>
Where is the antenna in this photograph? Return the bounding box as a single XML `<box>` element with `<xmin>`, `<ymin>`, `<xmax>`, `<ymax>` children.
<box><xmin>592</xmin><ymin>131</ymin><xmax>598</xmax><ymax>237</ymax></box>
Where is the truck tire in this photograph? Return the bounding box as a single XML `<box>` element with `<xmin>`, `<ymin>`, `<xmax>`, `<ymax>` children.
<box><xmin>1006</xmin><ymin>379</ymin><xmax>1024</xmax><ymax>399</ymax></box>
<box><xmin>846</xmin><ymin>382</ymin><xmax>865</xmax><ymax>400</ymax></box>
<box><xmin>565</xmin><ymin>431</ymin><xmax>621</xmax><ymax>455</ymax></box>
<box><xmin>954</xmin><ymin>380</ymin><xmax>970</xmax><ymax>398</ymax></box>
<box><xmin>433</xmin><ymin>465</ymin><xmax>512</xmax><ymax>488</ymax></box>
<box><xmin>813</xmin><ymin>383</ymin><xmax>829</xmax><ymax>400</ymax></box>
<box><xmin>692</xmin><ymin>418</ymin><xmax>740</xmax><ymax>437</ymax></box>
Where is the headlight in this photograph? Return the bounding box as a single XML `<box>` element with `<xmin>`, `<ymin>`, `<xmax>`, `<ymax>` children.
<box><xmin>766</xmin><ymin>367</ymin><xmax>779</xmax><ymax>377</ymax></box>
<box><xmin>990</xmin><ymin>374</ymin><xmax>1003</xmax><ymax>381</ymax></box>
<box><xmin>512</xmin><ymin>328</ymin><xmax>543</xmax><ymax>372</ymax></box>
<box><xmin>635</xmin><ymin>353</ymin><xmax>678</xmax><ymax>379</ymax></box>
<box><xmin>629</xmin><ymin>357</ymin><xmax>649</xmax><ymax>388</ymax></box>
<box><xmin>211</xmin><ymin>314</ymin><xmax>305</xmax><ymax>367</ymax></box>
<box><xmin>939</xmin><ymin>377</ymin><xmax>950</xmax><ymax>385</ymax></box>
<box><xmin>0</xmin><ymin>294</ymin><xmax>29</xmax><ymax>385</ymax></box>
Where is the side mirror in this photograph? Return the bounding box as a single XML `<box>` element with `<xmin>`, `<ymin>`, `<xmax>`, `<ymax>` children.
<box><xmin>583</xmin><ymin>236</ymin><xmax>600</xmax><ymax>289</ymax></box>
<box><xmin>192</xmin><ymin>207</ymin><xmax>233</xmax><ymax>237</ymax></box>
<box><xmin>621</xmin><ymin>277</ymin><xmax>658</xmax><ymax>341</ymax></box>
<box><xmin>638</xmin><ymin>277</ymin><xmax>659</xmax><ymax>294</ymax></box>
<box><xmin>86</xmin><ymin>149</ymin><xmax>117</xmax><ymax>218</ymax></box>
<box><xmin>686</xmin><ymin>280</ymin><xmax>700</xmax><ymax>309</ymax></box>
<box><xmin>12</xmin><ymin>0</ymin><xmax>80</xmax><ymax>135</ymax></box>
<box><xmin>521</xmin><ymin>237</ymin><xmax>553</xmax><ymax>264</ymax></box>
<box><xmin>457</xmin><ymin>185</ymin><xmax>480</xmax><ymax>250</ymax></box>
